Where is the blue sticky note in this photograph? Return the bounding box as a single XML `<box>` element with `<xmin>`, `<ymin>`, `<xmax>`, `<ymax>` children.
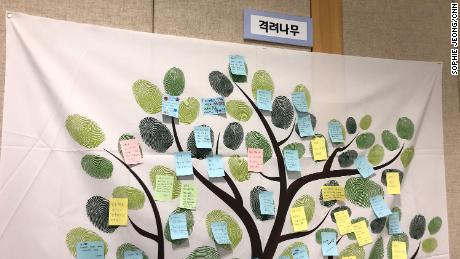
<box><xmin>321</xmin><ymin>232</ymin><xmax>339</xmax><ymax>256</ymax></box>
<box><xmin>259</xmin><ymin>191</ymin><xmax>275</xmax><ymax>215</ymax></box>
<box><xmin>355</xmin><ymin>155</ymin><xmax>374</xmax><ymax>178</ymax></box>
<box><xmin>278</xmin><ymin>257</ymin><xmax>290</xmax><ymax>259</ymax></box>
<box><xmin>388</xmin><ymin>212</ymin><xmax>402</xmax><ymax>234</ymax></box>
<box><xmin>297</xmin><ymin>114</ymin><xmax>314</xmax><ymax>137</ymax></box>
<box><xmin>162</xmin><ymin>95</ymin><xmax>180</xmax><ymax>118</ymax></box>
<box><xmin>291</xmin><ymin>246</ymin><xmax>309</xmax><ymax>259</ymax></box>
<box><xmin>175</xmin><ymin>152</ymin><xmax>193</xmax><ymax>176</ymax></box>
<box><xmin>76</xmin><ymin>241</ymin><xmax>104</xmax><ymax>259</ymax></box>
<box><xmin>283</xmin><ymin>149</ymin><xmax>301</xmax><ymax>172</ymax></box>
<box><xmin>328</xmin><ymin>121</ymin><xmax>344</xmax><ymax>143</ymax></box>
<box><xmin>202</xmin><ymin>97</ymin><xmax>226</xmax><ymax>115</ymax></box>
<box><xmin>211</xmin><ymin>221</ymin><xmax>232</xmax><ymax>244</ymax></box>
<box><xmin>256</xmin><ymin>89</ymin><xmax>272</xmax><ymax>111</ymax></box>
<box><xmin>229</xmin><ymin>55</ymin><xmax>247</xmax><ymax>75</ymax></box>
<box><xmin>194</xmin><ymin>126</ymin><xmax>212</xmax><ymax>148</ymax></box>
<box><xmin>208</xmin><ymin>155</ymin><xmax>225</xmax><ymax>178</ymax></box>
<box><xmin>124</xmin><ymin>250</ymin><xmax>143</xmax><ymax>259</ymax></box>
<box><xmin>291</xmin><ymin>92</ymin><xmax>308</xmax><ymax>112</ymax></box>
<box><xmin>169</xmin><ymin>213</ymin><xmax>189</xmax><ymax>240</ymax></box>
<box><xmin>369</xmin><ymin>195</ymin><xmax>392</xmax><ymax>218</ymax></box>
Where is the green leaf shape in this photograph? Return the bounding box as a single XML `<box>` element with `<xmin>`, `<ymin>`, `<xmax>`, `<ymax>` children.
<box><xmin>112</xmin><ymin>186</ymin><xmax>145</xmax><ymax>210</ymax></box>
<box><xmin>293</xmin><ymin>84</ymin><xmax>311</xmax><ymax>108</ymax></box>
<box><xmin>369</xmin><ymin>237</ymin><xmax>384</xmax><ymax>259</ymax></box>
<box><xmin>381</xmin><ymin>130</ymin><xmax>400</xmax><ymax>151</ymax></box>
<box><xmin>245</xmin><ymin>131</ymin><xmax>273</xmax><ymax>163</ymax></box>
<box><xmin>65</xmin><ymin>227</ymin><xmax>108</xmax><ymax>257</ymax></box>
<box><xmin>164</xmin><ymin>208</ymin><xmax>194</xmax><ymax>245</ymax></box>
<box><xmin>347</xmin><ymin>217</ymin><xmax>369</xmax><ymax>240</ymax></box>
<box><xmin>401</xmin><ymin>147</ymin><xmax>415</xmax><ymax>168</ymax></box>
<box><xmin>295</xmin><ymin>112</ymin><xmax>317</xmax><ymax>138</ymax></box>
<box><xmin>356</xmin><ymin>132</ymin><xmax>375</xmax><ymax>149</ymax></box>
<box><xmin>186</xmin><ymin>246</ymin><xmax>221</xmax><ymax>259</ymax></box>
<box><xmin>291</xmin><ymin>195</ymin><xmax>315</xmax><ymax>223</ymax></box>
<box><xmin>223</xmin><ymin>122</ymin><xmax>244</xmax><ymax>150</ymax></box>
<box><xmin>371</xmin><ymin>217</ymin><xmax>387</xmax><ymax>234</ymax></box>
<box><xmin>328</xmin><ymin>119</ymin><xmax>346</xmax><ymax>144</ymax></box>
<box><xmin>359</xmin><ymin>114</ymin><xmax>372</xmax><ymax>130</ymax></box>
<box><xmin>132</xmin><ymin>79</ymin><xmax>163</xmax><ymax>114</ymax></box>
<box><xmin>228</xmin><ymin>63</ymin><xmax>248</xmax><ymax>83</ymax></box>
<box><xmin>315</xmin><ymin>228</ymin><xmax>338</xmax><ymax>244</ymax></box>
<box><xmin>179</xmin><ymin>97</ymin><xmax>200</xmax><ymax>124</ymax></box>
<box><xmin>116</xmin><ymin>243</ymin><xmax>148</xmax><ymax>259</ymax></box>
<box><xmin>251</xmin><ymin>70</ymin><xmax>274</xmax><ymax>98</ymax></box>
<box><xmin>381</xmin><ymin>169</ymin><xmax>404</xmax><ymax>186</ymax></box>
<box><xmin>319</xmin><ymin>180</ymin><xmax>339</xmax><ymax>208</ymax></box>
<box><xmin>331</xmin><ymin>206</ymin><xmax>352</xmax><ymax>223</ymax></box>
<box><xmin>209</xmin><ymin>71</ymin><xmax>234</xmax><ymax>97</ymax></box>
<box><xmin>338</xmin><ymin>150</ymin><xmax>358</xmax><ymax>168</ymax></box>
<box><xmin>228</xmin><ymin>155</ymin><xmax>249</xmax><ymax>182</ymax></box>
<box><xmin>139</xmin><ymin>117</ymin><xmax>173</xmax><ymax>153</ymax></box>
<box><xmin>387</xmin><ymin>233</ymin><xmax>409</xmax><ymax>259</ymax></box>
<box><xmin>345</xmin><ymin>177</ymin><xmax>384</xmax><ymax>207</ymax></box>
<box><xmin>346</xmin><ymin>117</ymin><xmax>357</xmax><ymax>134</ymax></box>
<box><xmin>339</xmin><ymin>243</ymin><xmax>365</xmax><ymax>259</ymax></box>
<box><xmin>250</xmin><ymin>186</ymin><xmax>274</xmax><ymax>221</ymax></box>
<box><xmin>164</xmin><ymin>67</ymin><xmax>185</xmax><ymax>96</ymax></box>
<box><xmin>368</xmin><ymin>144</ymin><xmax>385</xmax><ymax>166</ymax></box>
<box><xmin>226</xmin><ymin>99</ymin><xmax>253</xmax><ymax>122</ymax></box>
<box><xmin>271</xmin><ymin>96</ymin><xmax>294</xmax><ymax>129</ymax></box>
<box><xmin>81</xmin><ymin>155</ymin><xmax>113</xmax><ymax>179</ymax></box>
<box><xmin>428</xmin><ymin>216</ymin><xmax>442</xmax><ymax>235</ymax></box>
<box><xmin>280</xmin><ymin>242</ymin><xmax>309</xmax><ymax>258</ymax></box>
<box><xmin>409</xmin><ymin>214</ymin><xmax>426</xmax><ymax>240</ymax></box>
<box><xmin>65</xmin><ymin>114</ymin><xmax>105</xmax><ymax>148</ymax></box>
<box><xmin>86</xmin><ymin>196</ymin><xmax>118</xmax><ymax>233</ymax></box>
<box><xmin>396</xmin><ymin>117</ymin><xmax>415</xmax><ymax>140</ymax></box>
<box><xmin>118</xmin><ymin>133</ymin><xmax>143</xmax><ymax>158</ymax></box>
<box><xmin>149</xmin><ymin>165</ymin><xmax>181</xmax><ymax>199</ymax></box>
<box><xmin>422</xmin><ymin>237</ymin><xmax>438</xmax><ymax>253</ymax></box>
<box><xmin>187</xmin><ymin>125</ymin><xmax>214</xmax><ymax>159</ymax></box>
<box><xmin>282</xmin><ymin>142</ymin><xmax>306</xmax><ymax>158</ymax></box>
<box><xmin>206</xmin><ymin>210</ymin><xmax>242</xmax><ymax>249</ymax></box>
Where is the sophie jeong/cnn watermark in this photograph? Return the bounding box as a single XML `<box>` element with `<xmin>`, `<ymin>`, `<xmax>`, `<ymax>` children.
<box><xmin>451</xmin><ymin>3</ymin><xmax>458</xmax><ymax>75</ymax></box>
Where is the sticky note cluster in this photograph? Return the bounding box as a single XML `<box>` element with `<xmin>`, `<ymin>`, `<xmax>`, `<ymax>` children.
<box><xmin>180</xmin><ymin>183</ymin><xmax>197</xmax><ymax>210</ymax></box>
<box><xmin>108</xmin><ymin>198</ymin><xmax>128</xmax><ymax>226</ymax></box>
<box><xmin>290</xmin><ymin>207</ymin><xmax>308</xmax><ymax>232</ymax></box>
<box><xmin>321</xmin><ymin>186</ymin><xmax>345</xmax><ymax>201</ymax></box>
<box><xmin>352</xmin><ymin>220</ymin><xmax>372</xmax><ymax>246</ymax></box>
<box><xmin>283</xmin><ymin>149</ymin><xmax>301</xmax><ymax>172</ymax></box>
<box><xmin>291</xmin><ymin>92</ymin><xmax>308</xmax><ymax>112</ymax></box>
<box><xmin>334</xmin><ymin>210</ymin><xmax>353</xmax><ymax>235</ymax></box>
<box><xmin>155</xmin><ymin>175</ymin><xmax>174</xmax><ymax>201</ymax></box>
<box><xmin>162</xmin><ymin>95</ymin><xmax>180</xmax><ymax>118</ymax></box>
<box><xmin>211</xmin><ymin>221</ymin><xmax>232</xmax><ymax>245</ymax></box>
<box><xmin>208</xmin><ymin>155</ymin><xmax>224</xmax><ymax>177</ymax></box>
<box><xmin>248</xmin><ymin>148</ymin><xmax>263</xmax><ymax>172</ymax></box>
<box><xmin>175</xmin><ymin>151</ymin><xmax>193</xmax><ymax>176</ymax></box>
<box><xmin>256</xmin><ymin>89</ymin><xmax>272</xmax><ymax>111</ymax></box>
<box><xmin>194</xmin><ymin>126</ymin><xmax>212</xmax><ymax>148</ymax></box>
<box><xmin>311</xmin><ymin>136</ymin><xmax>327</xmax><ymax>161</ymax></box>
<box><xmin>386</xmin><ymin>172</ymin><xmax>401</xmax><ymax>194</ymax></box>
<box><xmin>202</xmin><ymin>97</ymin><xmax>226</xmax><ymax>115</ymax></box>
<box><xmin>355</xmin><ymin>155</ymin><xmax>374</xmax><ymax>178</ymax></box>
<box><xmin>76</xmin><ymin>241</ymin><xmax>104</xmax><ymax>259</ymax></box>
<box><xmin>229</xmin><ymin>55</ymin><xmax>247</xmax><ymax>76</ymax></box>
<box><xmin>120</xmin><ymin>138</ymin><xmax>142</xmax><ymax>165</ymax></box>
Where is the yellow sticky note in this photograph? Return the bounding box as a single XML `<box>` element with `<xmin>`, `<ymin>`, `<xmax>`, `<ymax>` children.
<box><xmin>290</xmin><ymin>207</ymin><xmax>308</xmax><ymax>232</ymax></box>
<box><xmin>386</xmin><ymin>172</ymin><xmax>401</xmax><ymax>194</ymax></box>
<box><xmin>108</xmin><ymin>198</ymin><xmax>128</xmax><ymax>226</ymax></box>
<box><xmin>155</xmin><ymin>175</ymin><xmax>174</xmax><ymax>201</ymax></box>
<box><xmin>342</xmin><ymin>257</ymin><xmax>357</xmax><ymax>259</ymax></box>
<box><xmin>179</xmin><ymin>183</ymin><xmax>197</xmax><ymax>210</ymax></box>
<box><xmin>392</xmin><ymin>241</ymin><xmax>407</xmax><ymax>259</ymax></box>
<box><xmin>352</xmin><ymin>221</ymin><xmax>372</xmax><ymax>246</ymax></box>
<box><xmin>334</xmin><ymin>210</ymin><xmax>353</xmax><ymax>235</ymax></box>
<box><xmin>311</xmin><ymin>136</ymin><xmax>328</xmax><ymax>161</ymax></box>
<box><xmin>321</xmin><ymin>186</ymin><xmax>345</xmax><ymax>201</ymax></box>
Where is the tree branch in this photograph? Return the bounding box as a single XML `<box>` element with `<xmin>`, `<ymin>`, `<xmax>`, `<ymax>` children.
<box><xmin>278</xmin><ymin>209</ymin><xmax>331</xmax><ymax>243</ymax></box>
<box><xmin>322</xmin><ymin>134</ymin><xmax>358</xmax><ymax>173</ymax></box>
<box><xmin>129</xmin><ymin>217</ymin><xmax>159</xmax><ymax>242</ymax></box>
<box><xmin>258</xmin><ymin>172</ymin><xmax>281</xmax><ymax>182</ymax></box>
<box><xmin>410</xmin><ymin>241</ymin><xmax>421</xmax><ymax>259</ymax></box>
<box><xmin>277</xmin><ymin>118</ymin><xmax>296</xmax><ymax>146</ymax></box>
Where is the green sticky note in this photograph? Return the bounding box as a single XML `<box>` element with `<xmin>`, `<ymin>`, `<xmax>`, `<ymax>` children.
<box><xmin>180</xmin><ymin>183</ymin><xmax>197</xmax><ymax>210</ymax></box>
<box><xmin>154</xmin><ymin>175</ymin><xmax>174</xmax><ymax>201</ymax></box>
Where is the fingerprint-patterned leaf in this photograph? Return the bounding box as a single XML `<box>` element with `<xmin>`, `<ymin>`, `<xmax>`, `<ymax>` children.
<box><xmin>409</xmin><ymin>214</ymin><xmax>426</xmax><ymax>240</ymax></box>
<box><xmin>186</xmin><ymin>246</ymin><xmax>221</xmax><ymax>259</ymax></box>
<box><xmin>330</xmin><ymin>206</ymin><xmax>352</xmax><ymax>223</ymax></box>
<box><xmin>371</xmin><ymin>217</ymin><xmax>387</xmax><ymax>234</ymax></box>
<box><xmin>369</xmin><ymin>237</ymin><xmax>384</xmax><ymax>259</ymax></box>
<box><xmin>280</xmin><ymin>242</ymin><xmax>309</xmax><ymax>259</ymax></box>
<box><xmin>319</xmin><ymin>180</ymin><xmax>339</xmax><ymax>208</ymax></box>
<box><xmin>338</xmin><ymin>150</ymin><xmax>358</xmax><ymax>168</ymax></box>
<box><xmin>422</xmin><ymin>237</ymin><xmax>438</xmax><ymax>253</ymax></box>
<box><xmin>81</xmin><ymin>155</ymin><xmax>113</xmax><ymax>179</ymax></box>
<box><xmin>86</xmin><ymin>196</ymin><xmax>118</xmax><ymax>233</ymax></box>
<box><xmin>396</xmin><ymin>117</ymin><xmax>415</xmax><ymax>140</ymax></box>
<box><xmin>387</xmin><ymin>233</ymin><xmax>409</xmax><ymax>259</ymax></box>
<box><xmin>187</xmin><ymin>125</ymin><xmax>214</xmax><ymax>159</ymax></box>
<box><xmin>223</xmin><ymin>122</ymin><xmax>244</xmax><ymax>150</ymax></box>
<box><xmin>400</xmin><ymin>147</ymin><xmax>414</xmax><ymax>168</ymax></box>
<box><xmin>292</xmin><ymin>195</ymin><xmax>315</xmax><ymax>222</ymax></box>
<box><xmin>209</xmin><ymin>71</ymin><xmax>234</xmax><ymax>97</ymax></box>
<box><xmin>118</xmin><ymin>133</ymin><xmax>143</xmax><ymax>158</ymax></box>
<box><xmin>228</xmin><ymin>155</ymin><xmax>249</xmax><ymax>182</ymax></box>
<box><xmin>346</xmin><ymin>117</ymin><xmax>357</xmax><ymax>134</ymax></box>
<box><xmin>293</xmin><ymin>84</ymin><xmax>311</xmax><ymax>108</ymax></box>
<box><xmin>428</xmin><ymin>216</ymin><xmax>442</xmax><ymax>235</ymax></box>
<box><xmin>271</xmin><ymin>96</ymin><xmax>294</xmax><ymax>129</ymax></box>
<box><xmin>251</xmin><ymin>70</ymin><xmax>274</xmax><ymax>98</ymax></box>
<box><xmin>206</xmin><ymin>210</ymin><xmax>242</xmax><ymax>249</ymax></box>
<box><xmin>250</xmin><ymin>186</ymin><xmax>274</xmax><ymax>221</ymax></box>
<box><xmin>347</xmin><ymin>217</ymin><xmax>369</xmax><ymax>240</ymax></box>
<box><xmin>315</xmin><ymin>228</ymin><xmax>338</xmax><ymax>244</ymax></box>
<box><xmin>149</xmin><ymin>166</ymin><xmax>181</xmax><ymax>199</ymax></box>
<box><xmin>226</xmin><ymin>100</ymin><xmax>253</xmax><ymax>122</ymax></box>
<box><xmin>116</xmin><ymin>243</ymin><xmax>148</xmax><ymax>259</ymax></box>
<box><xmin>139</xmin><ymin>117</ymin><xmax>173</xmax><ymax>153</ymax></box>
<box><xmin>359</xmin><ymin>115</ymin><xmax>372</xmax><ymax>130</ymax></box>
<box><xmin>356</xmin><ymin>132</ymin><xmax>375</xmax><ymax>149</ymax></box>
<box><xmin>132</xmin><ymin>79</ymin><xmax>163</xmax><ymax>114</ymax></box>
<box><xmin>368</xmin><ymin>144</ymin><xmax>385</xmax><ymax>166</ymax></box>
<box><xmin>179</xmin><ymin>97</ymin><xmax>200</xmax><ymax>124</ymax></box>
<box><xmin>245</xmin><ymin>131</ymin><xmax>273</xmax><ymax>163</ymax></box>
<box><xmin>164</xmin><ymin>208</ymin><xmax>194</xmax><ymax>245</ymax></box>
<box><xmin>164</xmin><ymin>67</ymin><xmax>185</xmax><ymax>96</ymax></box>
<box><xmin>65</xmin><ymin>227</ymin><xmax>108</xmax><ymax>257</ymax></box>
<box><xmin>381</xmin><ymin>130</ymin><xmax>400</xmax><ymax>151</ymax></box>
<box><xmin>381</xmin><ymin>169</ymin><xmax>404</xmax><ymax>186</ymax></box>
<box><xmin>65</xmin><ymin>114</ymin><xmax>105</xmax><ymax>148</ymax></box>
<box><xmin>345</xmin><ymin>177</ymin><xmax>384</xmax><ymax>207</ymax></box>
<box><xmin>282</xmin><ymin>142</ymin><xmax>306</xmax><ymax>158</ymax></box>
<box><xmin>339</xmin><ymin>243</ymin><xmax>365</xmax><ymax>259</ymax></box>
<box><xmin>112</xmin><ymin>186</ymin><xmax>145</xmax><ymax>210</ymax></box>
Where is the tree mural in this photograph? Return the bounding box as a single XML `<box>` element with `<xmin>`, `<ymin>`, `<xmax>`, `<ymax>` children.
<box><xmin>64</xmin><ymin>58</ymin><xmax>442</xmax><ymax>259</ymax></box>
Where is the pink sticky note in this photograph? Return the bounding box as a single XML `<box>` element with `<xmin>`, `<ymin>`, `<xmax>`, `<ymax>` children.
<box><xmin>120</xmin><ymin>139</ymin><xmax>142</xmax><ymax>165</ymax></box>
<box><xmin>248</xmin><ymin>148</ymin><xmax>263</xmax><ymax>172</ymax></box>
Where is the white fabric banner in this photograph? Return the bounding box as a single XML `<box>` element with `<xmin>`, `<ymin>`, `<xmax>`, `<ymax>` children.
<box><xmin>0</xmin><ymin>12</ymin><xmax>448</xmax><ymax>259</ymax></box>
